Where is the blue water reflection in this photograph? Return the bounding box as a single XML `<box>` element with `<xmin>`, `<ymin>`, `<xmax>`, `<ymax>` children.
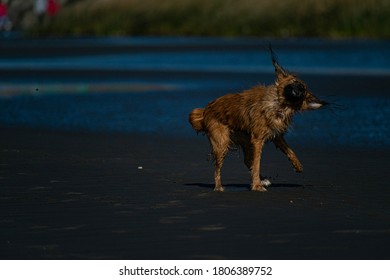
<box><xmin>0</xmin><ymin>37</ymin><xmax>389</xmax><ymax>148</ymax></box>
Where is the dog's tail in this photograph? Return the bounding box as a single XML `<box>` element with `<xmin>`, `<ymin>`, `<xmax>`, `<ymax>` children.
<box><xmin>189</xmin><ymin>108</ymin><xmax>205</xmax><ymax>133</ymax></box>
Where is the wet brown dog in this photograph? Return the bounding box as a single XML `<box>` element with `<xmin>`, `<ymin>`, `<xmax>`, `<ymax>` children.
<box><xmin>189</xmin><ymin>47</ymin><xmax>326</xmax><ymax>192</ymax></box>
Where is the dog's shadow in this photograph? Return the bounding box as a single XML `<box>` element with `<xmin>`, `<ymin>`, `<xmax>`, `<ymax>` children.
<box><xmin>185</xmin><ymin>182</ymin><xmax>303</xmax><ymax>191</ymax></box>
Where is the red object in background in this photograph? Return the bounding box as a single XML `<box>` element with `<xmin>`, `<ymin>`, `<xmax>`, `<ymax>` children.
<box><xmin>0</xmin><ymin>4</ymin><xmax>8</xmax><ymax>17</ymax></box>
<box><xmin>47</xmin><ymin>0</ymin><xmax>60</xmax><ymax>17</ymax></box>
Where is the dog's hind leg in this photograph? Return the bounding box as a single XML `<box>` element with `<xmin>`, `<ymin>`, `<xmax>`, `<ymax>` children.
<box><xmin>208</xmin><ymin>122</ymin><xmax>230</xmax><ymax>192</ymax></box>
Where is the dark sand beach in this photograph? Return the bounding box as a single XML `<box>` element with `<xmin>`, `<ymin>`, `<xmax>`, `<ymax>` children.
<box><xmin>1</xmin><ymin>127</ymin><xmax>390</xmax><ymax>259</ymax></box>
<box><xmin>0</xmin><ymin>37</ymin><xmax>389</xmax><ymax>259</ymax></box>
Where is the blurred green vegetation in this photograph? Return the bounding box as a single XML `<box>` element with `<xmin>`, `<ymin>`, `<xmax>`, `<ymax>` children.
<box><xmin>30</xmin><ymin>0</ymin><xmax>390</xmax><ymax>38</ymax></box>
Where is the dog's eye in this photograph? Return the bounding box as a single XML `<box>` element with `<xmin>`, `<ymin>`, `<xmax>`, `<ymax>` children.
<box><xmin>284</xmin><ymin>82</ymin><xmax>305</xmax><ymax>103</ymax></box>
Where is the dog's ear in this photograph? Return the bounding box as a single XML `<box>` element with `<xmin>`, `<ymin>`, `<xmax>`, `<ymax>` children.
<box><xmin>269</xmin><ymin>44</ymin><xmax>288</xmax><ymax>79</ymax></box>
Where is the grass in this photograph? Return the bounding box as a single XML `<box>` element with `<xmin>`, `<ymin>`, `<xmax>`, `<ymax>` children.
<box><xmin>30</xmin><ymin>0</ymin><xmax>390</xmax><ymax>38</ymax></box>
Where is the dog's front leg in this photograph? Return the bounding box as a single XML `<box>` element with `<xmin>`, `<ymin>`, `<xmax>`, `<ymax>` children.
<box><xmin>273</xmin><ymin>135</ymin><xmax>303</xmax><ymax>172</ymax></box>
<box><xmin>250</xmin><ymin>138</ymin><xmax>267</xmax><ymax>192</ymax></box>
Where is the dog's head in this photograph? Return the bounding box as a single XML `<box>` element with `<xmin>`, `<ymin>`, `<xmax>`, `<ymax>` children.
<box><xmin>269</xmin><ymin>45</ymin><xmax>327</xmax><ymax>111</ymax></box>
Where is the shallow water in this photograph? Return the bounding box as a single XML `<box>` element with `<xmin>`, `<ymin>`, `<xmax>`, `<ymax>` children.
<box><xmin>0</xmin><ymin>37</ymin><xmax>389</xmax><ymax>147</ymax></box>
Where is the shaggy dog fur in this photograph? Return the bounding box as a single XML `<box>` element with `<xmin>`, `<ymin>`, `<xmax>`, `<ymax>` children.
<box><xmin>189</xmin><ymin>47</ymin><xmax>326</xmax><ymax>192</ymax></box>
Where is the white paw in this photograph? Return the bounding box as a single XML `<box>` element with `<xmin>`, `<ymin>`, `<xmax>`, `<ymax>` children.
<box><xmin>261</xmin><ymin>179</ymin><xmax>271</xmax><ymax>187</ymax></box>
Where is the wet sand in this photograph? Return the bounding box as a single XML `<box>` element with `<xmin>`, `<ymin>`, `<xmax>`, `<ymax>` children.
<box><xmin>1</xmin><ymin>37</ymin><xmax>389</xmax><ymax>260</ymax></box>
<box><xmin>1</xmin><ymin>127</ymin><xmax>389</xmax><ymax>260</ymax></box>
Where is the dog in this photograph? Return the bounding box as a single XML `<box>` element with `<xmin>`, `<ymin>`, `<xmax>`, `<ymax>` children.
<box><xmin>189</xmin><ymin>46</ymin><xmax>327</xmax><ymax>192</ymax></box>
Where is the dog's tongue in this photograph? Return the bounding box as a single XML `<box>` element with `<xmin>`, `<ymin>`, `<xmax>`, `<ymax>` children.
<box><xmin>308</xmin><ymin>102</ymin><xmax>322</xmax><ymax>109</ymax></box>
<box><xmin>307</xmin><ymin>96</ymin><xmax>328</xmax><ymax>110</ymax></box>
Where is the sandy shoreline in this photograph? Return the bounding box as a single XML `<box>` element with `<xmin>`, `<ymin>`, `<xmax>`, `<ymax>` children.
<box><xmin>1</xmin><ymin>37</ymin><xmax>389</xmax><ymax>259</ymax></box>
<box><xmin>1</xmin><ymin>127</ymin><xmax>389</xmax><ymax>259</ymax></box>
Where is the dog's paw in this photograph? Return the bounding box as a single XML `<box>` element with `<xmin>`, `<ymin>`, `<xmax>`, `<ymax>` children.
<box><xmin>261</xmin><ymin>178</ymin><xmax>272</xmax><ymax>187</ymax></box>
<box><xmin>294</xmin><ymin>162</ymin><xmax>303</xmax><ymax>173</ymax></box>
<box><xmin>213</xmin><ymin>186</ymin><xmax>225</xmax><ymax>192</ymax></box>
<box><xmin>251</xmin><ymin>184</ymin><xmax>268</xmax><ymax>192</ymax></box>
